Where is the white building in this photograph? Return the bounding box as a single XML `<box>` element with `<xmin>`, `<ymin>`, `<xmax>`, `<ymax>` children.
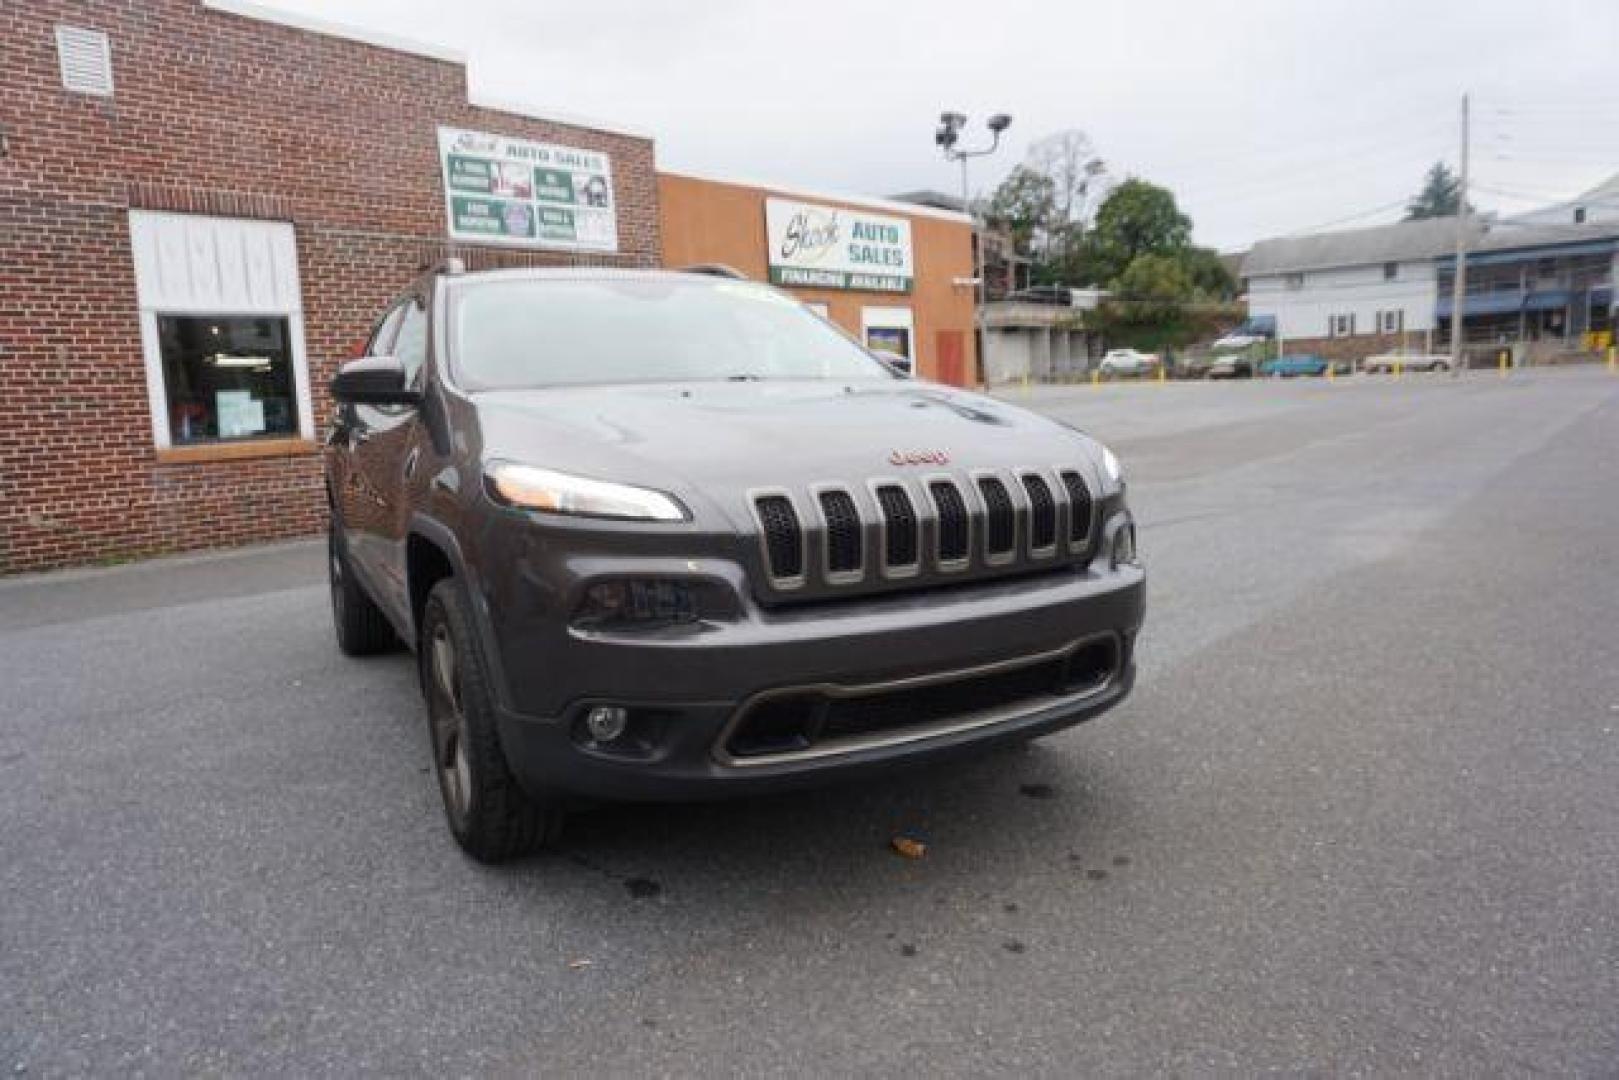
<box><xmin>1243</xmin><ymin>216</ymin><xmax>1465</xmax><ymax>344</ymax></box>
<box><xmin>1242</xmin><ymin>205</ymin><xmax>1619</xmax><ymax>354</ymax></box>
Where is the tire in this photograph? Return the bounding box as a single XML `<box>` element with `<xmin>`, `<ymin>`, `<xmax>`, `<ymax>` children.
<box><xmin>329</xmin><ymin>523</ymin><xmax>398</xmax><ymax>656</ymax></box>
<box><xmin>419</xmin><ymin>578</ymin><xmax>560</xmax><ymax>863</ymax></box>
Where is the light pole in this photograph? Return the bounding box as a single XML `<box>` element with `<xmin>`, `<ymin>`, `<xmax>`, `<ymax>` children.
<box><xmin>936</xmin><ymin>111</ymin><xmax>1012</xmax><ymax>307</ymax></box>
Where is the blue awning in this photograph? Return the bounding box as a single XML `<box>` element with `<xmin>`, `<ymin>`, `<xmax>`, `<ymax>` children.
<box><xmin>1523</xmin><ymin>290</ymin><xmax>1571</xmax><ymax>313</ymax></box>
<box><xmin>1437</xmin><ymin>238</ymin><xmax>1618</xmax><ymax>269</ymax></box>
<box><xmin>1436</xmin><ymin>291</ymin><xmax>1527</xmax><ymax>318</ymax></box>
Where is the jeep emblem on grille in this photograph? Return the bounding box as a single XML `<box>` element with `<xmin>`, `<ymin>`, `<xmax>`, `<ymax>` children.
<box><xmin>889</xmin><ymin>449</ymin><xmax>950</xmax><ymax>466</ymax></box>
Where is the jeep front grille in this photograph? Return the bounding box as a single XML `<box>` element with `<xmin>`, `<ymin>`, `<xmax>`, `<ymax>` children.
<box><xmin>929</xmin><ymin>479</ymin><xmax>970</xmax><ymax>565</ymax></box>
<box><xmin>977</xmin><ymin>476</ymin><xmax>1016</xmax><ymax>559</ymax></box>
<box><xmin>874</xmin><ymin>484</ymin><xmax>920</xmax><ymax>569</ymax></box>
<box><xmin>754</xmin><ymin>494</ymin><xmax>804</xmax><ymax>583</ymax></box>
<box><xmin>751</xmin><ymin>465</ymin><xmax>1096</xmax><ymax>594</ymax></box>
<box><xmin>1058</xmin><ymin>469</ymin><xmax>1095</xmax><ymax>550</ymax></box>
<box><xmin>818</xmin><ymin>489</ymin><xmax>863</xmax><ymax>576</ymax></box>
<box><xmin>1021</xmin><ymin>473</ymin><xmax>1057</xmax><ymax>553</ymax></box>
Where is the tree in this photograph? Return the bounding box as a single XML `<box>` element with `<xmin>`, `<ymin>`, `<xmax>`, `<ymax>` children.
<box><xmin>982</xmin><ymin>164</ymin><xmax>1056</xmax><ymax>259</ymax></box>
<box><xmin>1404</xmin><ymin>161</ymin><xmax>1469</xmax><ymax>220</ymax></box>
<box><xmin>1178</xmin><ymin>245</ymin><xmax>1237</xmax><ymax>301</ymax></box>
<box><xmin>1113</xmin><ymin>252</ymin><xmax>1194</xmax><ymax>305</ymax></box>
<box><xmin>1025</xmin><ymin>130</ymin><xmax>1108</xmax><ymax>253</ymax></box>
<box><xmin>983</xmin><ymin>129</ymin><xmax>1108</xmax><ymax>268</ymax></box>
<box><xmin>1087</xmin><ymin>179</ymin><xmax>1192</xmax><ymax>284</ymax></box>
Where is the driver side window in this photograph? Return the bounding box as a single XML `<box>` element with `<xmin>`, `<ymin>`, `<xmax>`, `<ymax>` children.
<box><xmin>366</xmin><ymin>304</ymin><xmax>406</xmax><ymax>357</ymax></box>
<box><xmin>392</xmin><ymin>298</ymin><xmax>429</xmax><ymax>388</ymax></box>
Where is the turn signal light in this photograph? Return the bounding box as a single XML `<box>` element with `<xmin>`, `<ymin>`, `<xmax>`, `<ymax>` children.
<box><xmin>1111</xmin><ymin>522</ymin><xmax>1138</xmax><ymax>568</ymax></box>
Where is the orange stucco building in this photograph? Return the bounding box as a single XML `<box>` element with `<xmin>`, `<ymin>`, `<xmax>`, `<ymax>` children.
<box><xmin>658</xmin><ymin>172</ymin><xmax>979</xmax><ymax>386</ymax></box>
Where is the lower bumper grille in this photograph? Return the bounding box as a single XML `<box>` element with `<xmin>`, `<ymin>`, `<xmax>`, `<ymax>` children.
<box><xmin>719</xmin><ymin>635</ymin><xmax>1121</xmax><ymax>763</ymax></box>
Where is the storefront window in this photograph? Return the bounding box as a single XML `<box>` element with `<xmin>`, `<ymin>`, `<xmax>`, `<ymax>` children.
<box><xmin>861</xmin><ymin>327</ymin><xmax>913</xmax><ymax>374</ymax></box>
<box><xmin>157</xmin><ymin>315</ymin><xmax>298</xmax><ymax>444</ymax></box>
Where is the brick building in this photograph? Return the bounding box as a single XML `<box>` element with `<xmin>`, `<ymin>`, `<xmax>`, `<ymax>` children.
<box><xmin>2</xmin><ymin>1</ymin><xmax>982</xmax><ymax>575</ymax></box>
<box><xmin>659</xmin><ymin>173</ymin><xmax>976</xmax><ymax>384</ymax></box>
<box><xmin>1</xmin><ymin>0</ymin><xmax>659</xmax><ymax>573</ymax></box>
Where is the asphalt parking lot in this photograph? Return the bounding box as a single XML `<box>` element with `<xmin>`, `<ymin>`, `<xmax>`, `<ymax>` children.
<box><xmin>3</xmin><ymin>367</ymin><xmax>1617</xmax><ymax>1074</ymax></box>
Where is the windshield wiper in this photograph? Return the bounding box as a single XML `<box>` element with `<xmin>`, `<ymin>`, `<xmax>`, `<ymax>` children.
<box><xmin>723</xmin><ymin>373</ymin><xmax>764</xmax><ymax>382</ymax></box>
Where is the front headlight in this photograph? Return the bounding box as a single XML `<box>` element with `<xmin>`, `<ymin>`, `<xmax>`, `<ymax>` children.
<box><xmin>1100</xmin><ymin>444</ymin><xmax>1123</xmax><ymax>487</ymax></box>
<box><xmin>485</xmin><ymin>462</ymin><xmax>688</xmax><ymax>522</ymax></box>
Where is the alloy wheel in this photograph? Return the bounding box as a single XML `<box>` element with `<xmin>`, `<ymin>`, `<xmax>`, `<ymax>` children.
<box><xmin>427</xmin><ymin>622</ymin><xmax>473</xmax><ymax>825</ymax></box>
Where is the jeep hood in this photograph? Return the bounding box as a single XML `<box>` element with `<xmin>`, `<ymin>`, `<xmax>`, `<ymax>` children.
<box><xmin>471</xmin><ymin>380</ymin><xmax>1108</xmax><ymax>521</ymax></box>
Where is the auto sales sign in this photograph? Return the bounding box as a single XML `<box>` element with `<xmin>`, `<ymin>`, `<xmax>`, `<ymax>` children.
<box><xmin>437</xmin><ymin>126</ymin><xmax>618</xmax><ymax>252</ymax></box>
<box><xmin>764</xmin><ymin>198</ymin><xmax>913</xmax><ymax>293</ymax></box>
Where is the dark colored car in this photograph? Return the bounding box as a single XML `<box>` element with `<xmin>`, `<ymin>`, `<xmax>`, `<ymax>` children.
<box><xmin>1259</xmin><ymin>353</ymin><xmax>1330</xmax><ymax>377</ymax></box>
<box><xmin>325</xmin><ymin>264</ymin><xmax>1146</xmax><ymax>862</ymax></box>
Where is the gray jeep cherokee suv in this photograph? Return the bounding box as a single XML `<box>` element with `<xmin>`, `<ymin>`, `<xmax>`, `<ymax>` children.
<box><xmin>326</xmin><ymin>263</ymin><xmax>1145</xmax><ymax>862</ymax></box>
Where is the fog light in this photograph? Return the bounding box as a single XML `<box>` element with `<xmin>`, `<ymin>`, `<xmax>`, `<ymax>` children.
<box><xmin>1112</xmin><ymin>522</ymin><xmax>1138</xmax><ymax>568</ymax></box>
<box><xmin>576</xmin><ymin>579</ymin><xmax>698</xmax><ymax>629</ymax></box>
<box><xmin>585</xmin><ymin>705</ymin><xmax>629</xmax><ymax>742</ymax></box>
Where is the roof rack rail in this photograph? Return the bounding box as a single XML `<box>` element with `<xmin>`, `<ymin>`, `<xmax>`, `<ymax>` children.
<box><xmin>678</xmin><ymin>263</ymin><xmax>748</xmax><ymax>280</ymax></box>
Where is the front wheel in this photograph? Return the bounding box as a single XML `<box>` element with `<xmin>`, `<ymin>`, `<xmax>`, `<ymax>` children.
<box><xmin>420</xmin><ymin>578</ymin><xmax>560</xmax><ymax>863</ymax></box>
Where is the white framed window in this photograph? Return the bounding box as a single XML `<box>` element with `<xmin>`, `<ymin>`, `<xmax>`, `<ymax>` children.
<box><xmin>861</xmin><ymin>306</ymin><xmax>916</xmax><ymax>372</ymax></box>
<box><xmin>128</xmin><ymin>211</ymin><xmax>314</xmax><ymax>448</ymax></box>
<box><xmin>1284</xmin><ymin>272</ymin><xmax>1305</xmax><ymax>290</ymax></box>
<box><xmin>1380</xmin><ymin>309</ymin><xmax>1403</xmax><ymax>334</ymax></box>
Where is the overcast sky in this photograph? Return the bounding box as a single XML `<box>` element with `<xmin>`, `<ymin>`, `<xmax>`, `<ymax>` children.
<box><xmin>278</xmin><ymin>0</ymin><xmax>1619</xmax><ymax>251</ymax></box>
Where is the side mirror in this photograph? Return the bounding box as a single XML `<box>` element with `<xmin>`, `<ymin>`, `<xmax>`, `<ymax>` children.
<box><xmin>331</xmin><ymin>355</ymin><xmax>420</xmax><ymax>406</ymax></box>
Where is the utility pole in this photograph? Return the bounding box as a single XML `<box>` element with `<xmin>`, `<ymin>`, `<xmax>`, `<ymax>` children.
<box><xmin>1450</xmin><ymin>92</ymin><xmax>1470</xmax><ymax>376</ymax></box>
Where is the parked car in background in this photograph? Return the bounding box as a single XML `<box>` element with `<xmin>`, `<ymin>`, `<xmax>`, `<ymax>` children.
<box><xmin>1098</xmin><ymin>348</ymin><xmax>1162</xmax><ymax>378</ymax></box>
<box><xmin>1205</xmin><ymin>353</ymin><xmax>1256</xmax><ymax>379</ymax></box>
<box><xmin>1363</xmin><ymin>352</ymin><xmax>1452</xmax><ymax>374</ymax></box>
<box><xmin>1259</xmin><ymin>353</ymin><xmax>1331</xmax><ymax>378</ymax></box>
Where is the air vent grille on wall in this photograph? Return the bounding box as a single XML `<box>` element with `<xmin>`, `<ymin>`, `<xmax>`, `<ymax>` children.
<box><xmin>56</xmin><ymin>26</ymin><xmax>114</xmax><ymax>97</ymax></box>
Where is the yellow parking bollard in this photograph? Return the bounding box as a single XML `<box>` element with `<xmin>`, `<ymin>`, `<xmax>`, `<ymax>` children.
<box><xmin>1157</xmin><ymin>365</ymin><xmax>1166</xmax><ymax>385</ymax></box>
<box><xmin>1326</xmin><ymin>362</ymin><xmax>1335</xmax><ymax>383</ymax></box>
<box><xmin>1499</xmin><ymin>351</ymin><xmax>1509</xmax><ymax>377</ymax></box>
<box><xmin>1394</xmin><ymin>359</ymin><xmax>1403</xmax><ymax>380</ymax></box>
<box><xmin>1610</xmin><ymin>345</ymin><xmax>1617</xmax><ymax>373</ymax></box>
<box><xmin>1091</xmin><ymin>370</ymin><xmax>1100</xmax><ymax>387</ymax></box>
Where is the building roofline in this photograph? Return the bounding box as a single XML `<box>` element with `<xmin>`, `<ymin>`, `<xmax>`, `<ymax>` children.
<box><xmin>660</xmin><ymin>170</ymin><xmax>973</xmax><ymax>224</ymax></box>
<box><xmin>203</xmin><ymin>0</ymin><xmax>465</xmax><ymax>62</ymax></box>
<box><xmin>202</xmin><ymin>0</ymin><xmax>652</xmax><ymax>141</ymax></box>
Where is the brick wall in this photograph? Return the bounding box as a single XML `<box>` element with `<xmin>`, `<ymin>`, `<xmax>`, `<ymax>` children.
<box><xmin>0</xmin><ymin>1</ymin><xmax>660</xmax><ymax>573</ymax></box>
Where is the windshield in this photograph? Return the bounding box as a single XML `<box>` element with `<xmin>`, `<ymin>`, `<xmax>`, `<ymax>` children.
<box><xmin>450</xmin><ymin>277</ymin><xmax>894</xmax><ymax>390</ymax></box>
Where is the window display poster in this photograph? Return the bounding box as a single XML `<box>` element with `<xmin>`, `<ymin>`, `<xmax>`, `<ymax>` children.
<box><xmin>216</xmin><ymin>390</ymin><xmax>265</xmax><ymax>439</ymax></box>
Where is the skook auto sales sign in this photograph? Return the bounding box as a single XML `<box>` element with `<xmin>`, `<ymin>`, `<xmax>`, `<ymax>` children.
<box><xmin>764</xmin><ymin>198</ymin><xmax>913</xmax><ymax>293</ymax></box>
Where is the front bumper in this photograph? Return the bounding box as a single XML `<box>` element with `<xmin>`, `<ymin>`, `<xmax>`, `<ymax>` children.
<box><xmin>484</xmin><ymin>555</ymin><xmax>1146</xmax><ymax>802</ymax></box>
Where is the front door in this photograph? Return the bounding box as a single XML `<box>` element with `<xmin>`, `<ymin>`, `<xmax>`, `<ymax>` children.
<box><xmin>342</xmin><ymin>295</ymin><xmax>428</xmax><ymax>616</ymax></box>
<box><xmin>935</xmin><ymin>330</ymin><xmax>966</xmax><ymax>386</ymax></box>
